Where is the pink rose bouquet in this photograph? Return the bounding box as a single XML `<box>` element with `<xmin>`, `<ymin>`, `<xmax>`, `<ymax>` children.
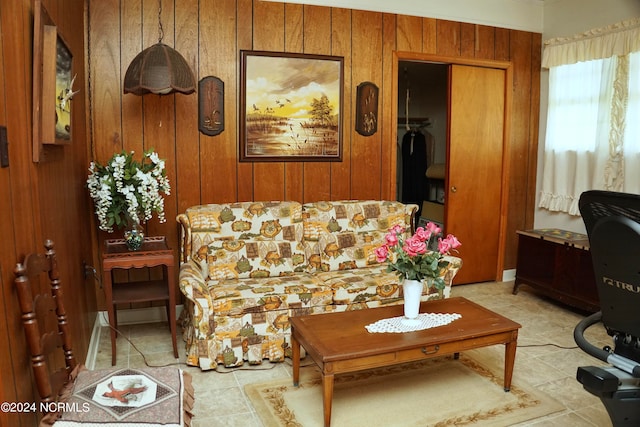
<box><xmin>375</xmin><ymin>222</ymin><xmax>461</xmax><ymax>290</ymax></box>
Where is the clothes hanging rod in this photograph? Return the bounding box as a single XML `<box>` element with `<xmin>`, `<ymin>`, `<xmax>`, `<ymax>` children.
<box><xmin>398</xmin><ymin>117</ymin><xmax>432</xmax><ymax>127</ymax></box>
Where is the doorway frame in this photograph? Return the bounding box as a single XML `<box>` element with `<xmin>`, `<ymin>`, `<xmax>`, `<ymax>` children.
<box><xmin>391</xmin><ymin>51</ymin><xmax>513</xmax><ymax>282</ymax></box>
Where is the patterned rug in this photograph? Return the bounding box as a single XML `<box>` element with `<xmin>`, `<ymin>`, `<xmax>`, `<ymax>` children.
<box><xmin>245</xmin><ymin>350</ymin><xmax>564</xmax><ymax>427</ymax></box>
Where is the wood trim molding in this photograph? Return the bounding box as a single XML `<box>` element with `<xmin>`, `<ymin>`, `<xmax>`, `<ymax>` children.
<box><xmin>391</xmin><ymin>51</ymin><xmax>513</xmax><ymax>283</ymax></box>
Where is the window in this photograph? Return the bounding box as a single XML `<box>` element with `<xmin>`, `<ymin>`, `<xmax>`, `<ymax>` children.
<box><xmin>539</xmin><ymin>19</ymin><xmax>640</xmax><ymax>215</ymax></box>
<box><xmin>546</xmin><ymin>58</ymin><xmax>614</xmax><ymax>153</ymax></box>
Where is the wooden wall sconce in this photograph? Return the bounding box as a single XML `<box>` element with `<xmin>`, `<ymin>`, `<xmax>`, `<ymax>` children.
<box><xmin>198</xmin><ymin>76</ymin><xmax>224</xmax><ymax>136</ymax></box>
<box><xmin>355</xmin><ymin>81</ymin><xmax>378</xmax><ymax>136</ymax></box>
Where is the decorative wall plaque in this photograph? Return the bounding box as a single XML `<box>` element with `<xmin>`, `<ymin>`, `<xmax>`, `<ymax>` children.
<box><xmin>198</xmin><ymin>76</ymin><xmax>224</xmax><ymax>136</ymax></box>
<box><xmin>355</xmin><ymin>81</ymin><xmax>378</xmax><ymax>136</ymax></box>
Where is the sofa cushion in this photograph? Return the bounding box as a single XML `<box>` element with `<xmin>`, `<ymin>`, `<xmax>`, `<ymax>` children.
<box><xmin>203</xmin><ymin>239</ymin><xmax>307</xmax><ymax>280</ymax></box>
<box><xmin>314</xmin><ymin>230</ymin><xmax>384</xmax><ymax>272</ymax></box>
<box><xmin>303</xmin><ymin>200</ymin><xmax>410</xmax><ymax>236</ymax></box>
<box><xmin>186</xmin><ymin>201</ymin><xmax>304</xmax><ymax>264</ymax></box>
<box><xmin>314</xmin><ymin>265</ymin><xmax>402</xmax><ymax>305</ymax></box>
<box><xmin>207</xmin><ymin>273</ymin><xmax>333</xmax><ymax>317</ymax></box>
<box><xmin>303</xmin><ymin>200</ymin><xmax>416</xmax><ymax>272</ymax></box>
<box><xmin>314</xmin><ymin>264</ymin><xmax>452</xmax><ymax>307</ymax></box>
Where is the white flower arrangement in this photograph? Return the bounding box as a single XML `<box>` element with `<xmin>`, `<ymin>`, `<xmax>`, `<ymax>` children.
<box><xmin>87</xmin><ymin>150</ymin><xmax>170</xmax><ymax>232</ymax></box>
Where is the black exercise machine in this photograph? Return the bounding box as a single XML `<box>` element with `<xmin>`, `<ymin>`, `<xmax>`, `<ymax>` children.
<box><xmin>575</xmin><ymin>190</ymin><xmax>640</xmax><ymax>426</ymax></box>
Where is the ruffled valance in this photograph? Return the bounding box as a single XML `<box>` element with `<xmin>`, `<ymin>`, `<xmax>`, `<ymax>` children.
<box><xmin>542</xmin><ymin>17</ymin><xmax>640</xmax><ymax>68</ymax></box>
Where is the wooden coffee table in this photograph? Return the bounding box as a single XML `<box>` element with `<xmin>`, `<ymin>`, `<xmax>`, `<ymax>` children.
<box><xmin>290</xmin><ymin>296</ymin><xmax>521</xmax><ymax>427</ymax></box>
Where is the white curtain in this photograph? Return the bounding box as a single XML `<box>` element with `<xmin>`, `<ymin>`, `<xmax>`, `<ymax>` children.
<box><xmin>539</xmin><ymin>18</ymin><xmax>640</xmax><ymax>215</ymax></box>
<box><xmin>622</xmin><ymin>53</ymin><xmax>640</xmax><ymax>191</ymax></box>
<box><xmin>542</xmin><ymin>18</ymin><xmax>640</xmax><ymax>68</ymax></box>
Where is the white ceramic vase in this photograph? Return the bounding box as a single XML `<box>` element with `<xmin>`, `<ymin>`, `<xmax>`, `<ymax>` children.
<box><xmin>402</xmin><ymin>279</ymin><xmax>423</xmax><ymax>321</ymax></box>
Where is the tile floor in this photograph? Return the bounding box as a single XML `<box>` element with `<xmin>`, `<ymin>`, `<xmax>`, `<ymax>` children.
<box><xmin>93</xmin><ymin>281</ymin><xmax>614</xmax><ymax>426</ymax></box>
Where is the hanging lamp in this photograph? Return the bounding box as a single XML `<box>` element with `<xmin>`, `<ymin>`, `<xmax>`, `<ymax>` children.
<box><xmin>123</xmin><ymin>0</ymin><xmax>195</xmax><ymax>95</ymax></box>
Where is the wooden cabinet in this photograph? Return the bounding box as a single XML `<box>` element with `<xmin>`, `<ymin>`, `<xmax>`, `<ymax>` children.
<box><xmin>513</xmin><ymin>229</ymin><xmax>599</xmax><ymax>312</ymax></box>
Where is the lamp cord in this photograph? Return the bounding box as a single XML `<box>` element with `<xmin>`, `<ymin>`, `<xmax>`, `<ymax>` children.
<box><xmin>158</xmin><ymin>0</ymin><xmax>164</xmax><ymax>43</ymax></box>
<box><xmin>90</xmin><ymin>269</ymin><xmax>183</xmax><ymax>368</ymax></box>
<box><xmin>99</xmin><ymin>311</ymin><xmax>185</xmax><ymax>368</ymax></box>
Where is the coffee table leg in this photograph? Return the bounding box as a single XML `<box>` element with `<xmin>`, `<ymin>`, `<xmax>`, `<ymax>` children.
<box><xmin>292</xmin><ymin>334</ymin><xmax>300</xmax><ymax>386</ymax></box>
<box><xmin>503</xmin><ymin>334</ymin><xmax>518</xmax><ymax>392</ymax></box>
<box><xmin>322</xmin><ymin>373</ymin><xmax>334</xmax><ymax>427</ymax></box>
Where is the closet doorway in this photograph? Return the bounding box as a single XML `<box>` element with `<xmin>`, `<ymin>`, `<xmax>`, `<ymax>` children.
<box><xmin>394</xmin><ymin>54</ymin><xmax>511</xmax><ymax>285</ymax></box>
<box><xmin>397</xmin><ymin>61</ymin><xmax>448</xmax><ymax>229</ymax></box>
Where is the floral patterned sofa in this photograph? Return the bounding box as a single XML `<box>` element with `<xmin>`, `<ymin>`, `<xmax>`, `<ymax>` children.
<box><xmin>176</xmin><ymin>200</ymin><xmax>462</xmax><ymax>370</ymax></box>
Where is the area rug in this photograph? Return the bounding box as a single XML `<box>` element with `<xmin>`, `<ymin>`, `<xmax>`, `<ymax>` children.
<box><xmin>245</xmin><ymin>351</ymin><xmax>564</xmax><ymax>427</ymax></box>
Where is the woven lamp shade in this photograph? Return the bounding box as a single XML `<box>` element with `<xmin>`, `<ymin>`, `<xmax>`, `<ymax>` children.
<box><xmin>123</xmin><ymin>43</ymin><xmax>196</xmax><ymax>95</ymax></box>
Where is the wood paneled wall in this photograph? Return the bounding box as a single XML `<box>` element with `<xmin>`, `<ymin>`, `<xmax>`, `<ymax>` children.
<box><xmin>0</xmin><ymin>1</ymin><xmax>95</xmax><ymax>426</ymax></box>
<box><xmin>89</xmin><ymin>1</ymin><xmax>540</xmax><ymax>297</ymax></box>
<box><xmin>0</xmin><ymin>1</ymin><xmax>540</xmax><ymax>425</ymax></box>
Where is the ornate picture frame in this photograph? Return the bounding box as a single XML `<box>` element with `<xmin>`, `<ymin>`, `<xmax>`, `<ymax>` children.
<box><xmin>32</xmin><ymin>0</ymin><xmax>75</xmax><ymax>162</ymax></box>
<box><xmin>32</xmin><ymin>0</ymin><xmax>56</xmax><ymax>161</ymax></box>
<box><xmin>239</xmin><ymin>50</ymin><xmax>344</xmax><ymax>162</ymax></box>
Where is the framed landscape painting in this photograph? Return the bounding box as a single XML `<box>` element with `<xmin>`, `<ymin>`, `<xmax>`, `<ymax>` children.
<box><xmin>54</xmin><ymin>34</ymin><xmax>73</xmax><ymax>143</ymax></box>
<box><xmin>240</xmin><ymin>50</ymin><xmax>344</xmax><ymax>162</ymax></box>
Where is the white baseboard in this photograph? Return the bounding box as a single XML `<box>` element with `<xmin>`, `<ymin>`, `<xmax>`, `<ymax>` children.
<box><xmin>502</xmin><ymin>269</ymin><xmax>516</xmax><ymax>282</ymax></box>
<box><xmin>85</xmin><ymin>316</ymin><xmax>102</xmax><ymax>370</ymax></box>
<box><xmin>86</xmin><ymin>305</ymin><xmax>183</xmax><ymax>369</ymax></box>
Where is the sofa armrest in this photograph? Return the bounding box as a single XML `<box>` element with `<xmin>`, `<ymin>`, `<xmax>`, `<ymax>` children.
<box><xmin>179</xmin><ymin>261</ymin><xmax>215</xmax><ymax>339</ymax></box>
<box><xmin>442</xmin><ymin>255</ymin><xmax>463</xmax><ymax>285</ymax></box>
<box><xmin>176</xmin><ymin>213</ymin><xmax>191</xmax><ymax>264</ymax></box>
<box><xmin>405</xmin><ymin>203</ymin><xmax>419</xmax><ymax>233</ymax></box>
<box><xmin>425</xmin><ymin>255</ymin><xmax>461</xmax><ymax>300</ymax></box>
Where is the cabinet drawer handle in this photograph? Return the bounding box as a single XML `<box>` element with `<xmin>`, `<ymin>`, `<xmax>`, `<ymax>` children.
<box><xmin>421</xmin><ymin>345</ymin><xmax>440</xmax><ymax>355</ymax></box>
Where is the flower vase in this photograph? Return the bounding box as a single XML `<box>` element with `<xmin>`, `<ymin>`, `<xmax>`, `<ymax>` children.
<box><xmin>402</xmin><ymin>279</ymin><xmax>423</xmax><ymax>326</ymax></box>
<box><xmin>123</xmin><ymin>223</ymin><xmax>145</xmax><ymax>251</ymax></box>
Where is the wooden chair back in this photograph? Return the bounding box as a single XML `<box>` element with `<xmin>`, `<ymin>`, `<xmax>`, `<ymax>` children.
<box><xmin>14</xmin><ymin>240</ymin><xmax>78</xmax><ymax>405</ymax></box>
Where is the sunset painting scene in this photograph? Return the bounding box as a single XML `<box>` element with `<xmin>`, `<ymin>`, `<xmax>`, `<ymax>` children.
<box><xmin>241</xmin><ymin>52</ymin><xmax>343</xmax><ymax>160</ymax></box>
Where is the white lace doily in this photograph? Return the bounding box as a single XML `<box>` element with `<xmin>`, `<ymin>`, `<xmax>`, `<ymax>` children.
<box><xmin>365</xmin><ymin>312</ymin><xmax>462</xmax><ymax>333</ymax></box>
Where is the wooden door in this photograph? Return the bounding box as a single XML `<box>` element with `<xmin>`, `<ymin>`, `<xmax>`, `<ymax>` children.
<box><xmin>446</xmin><ymin>65</ymin><xmax>506</xmax><ymax>284</ymax></box>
